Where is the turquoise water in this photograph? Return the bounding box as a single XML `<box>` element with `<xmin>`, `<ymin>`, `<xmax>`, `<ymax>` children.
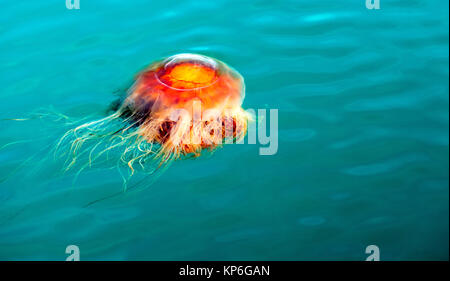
<box><xmin>0</xmin><ymin>0</ymin><xmax>448</xmax><ymax>260</ymax></box>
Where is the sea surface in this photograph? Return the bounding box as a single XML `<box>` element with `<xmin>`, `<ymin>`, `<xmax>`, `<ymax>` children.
<box><xmin>0</xmin><ymin>0</ymin><xmax>448</xmax><ymax>260</ymax></box>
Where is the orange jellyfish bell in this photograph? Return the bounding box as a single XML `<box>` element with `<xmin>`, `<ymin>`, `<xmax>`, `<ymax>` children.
<box><xmin>117</xmin><ymin>53</ymin><xmax>250</xmax><ymax>161</ymax></box>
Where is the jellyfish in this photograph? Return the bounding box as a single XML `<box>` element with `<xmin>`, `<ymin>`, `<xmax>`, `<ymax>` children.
<box><xmin>57</xmin><ymin>54</ymin><xmax>250</xmax><ymax>182</ymax></box>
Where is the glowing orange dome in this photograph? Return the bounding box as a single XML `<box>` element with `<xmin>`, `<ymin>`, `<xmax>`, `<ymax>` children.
<box><xmin>158</xmin><ymin>61</ymin><xmax>217</xmax><ymax>89</ymax></box>
<box><xmin>117</xmin><ymin>54</ymin><xmax>249</xmax><ymax>158</ymax></box>
<box><xmin>127</xmin><ymin>54</ymin><xmax>245</xmax><ymax>114</ymax></box>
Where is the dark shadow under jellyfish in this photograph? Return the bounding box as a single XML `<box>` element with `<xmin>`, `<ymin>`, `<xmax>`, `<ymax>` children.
<box><xmin>56</xmin><ymin>54</ymin><xmax>251</xmax><ymax>189</ymax></box>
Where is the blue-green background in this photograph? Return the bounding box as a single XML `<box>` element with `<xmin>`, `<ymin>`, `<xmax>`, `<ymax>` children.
<box><xmin>0</xmin><ymin>0</ymin><xmax>448</xmax><ymax>260</ymax></box>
